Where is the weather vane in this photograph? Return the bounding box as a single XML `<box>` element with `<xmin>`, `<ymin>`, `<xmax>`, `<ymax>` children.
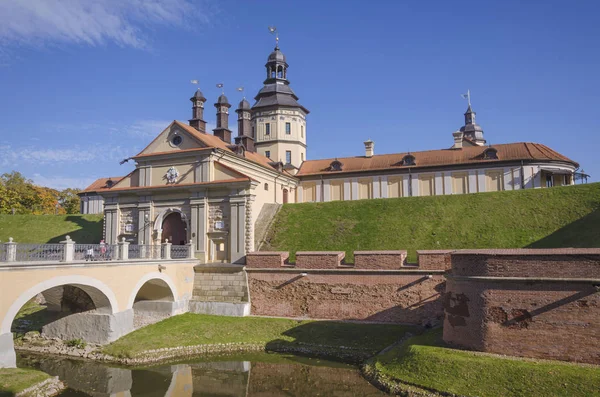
<box><xmin>268</xmin><ymin>26</ymin><xmax>279</xmax><ymax>47</ymax></box>
<box><xmin>461</xmin><ymin>89</ymin><xmax>472</xmax><ymax>107</ymax></box>
<box><xmin>237</xmin><ymin>86</ymin><xmax>244</xmax><ymax>98</ymax></box>
<box><xmin>216</xmin><ymin>83</ymin><xmax>224</xmax><ymax>94</ymax></box>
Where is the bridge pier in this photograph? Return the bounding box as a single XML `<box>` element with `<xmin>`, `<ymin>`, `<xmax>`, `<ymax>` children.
<box><xmin>42</xmin><ymin>309</ymin><xmax>134</xmax><ymax>345</ymax></box>
<box><xmin>133</xmin><ymin>299</ymin><xmax>188</xmax><ymax>329</ymax></box>
<box><xmin>0</xmin><ymin>332</ymin><xmax>16</xmax><ymax>368</ymax></box>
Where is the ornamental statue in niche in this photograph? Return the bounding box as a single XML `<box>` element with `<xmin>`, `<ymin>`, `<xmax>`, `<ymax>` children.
<box><xmin>166</xmin><ymin>166</ymin><xmax>179</xmax><ymax>184</ymax></box>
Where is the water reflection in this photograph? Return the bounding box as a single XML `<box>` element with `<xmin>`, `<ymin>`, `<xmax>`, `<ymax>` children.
<box><xmin>18</xmin><ymin>353</ymin><xmax>387</xmax><ymax>396</ymax></box>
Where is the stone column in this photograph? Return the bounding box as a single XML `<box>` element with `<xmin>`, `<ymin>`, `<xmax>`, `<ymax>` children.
<box><xmin>162</xmin><ymin>240</ymin><xmax>172</xmax><ymax>260</ymax></box>
<box><xmin>104</xmin><ymin>203</ymin><xmax>119</xmax><ymax>246</ymax></box>
<box><xmin>61</xmin><ymin>235</ymin><xmax>75</xmax><ymax>262</ymax></box>
<box><xmin>190</xmin><ymin>196</ymin><xmax>207</xmax><ymax>262</ymax></box>
<box><xmin>119</xmin><ymin>238</ymin><xmax>130</xmax><ymax>260</ymax></box>
<box><xmin>229</xmin><ymin>196</ymin><xmax>246</xmax><ymax>264</ymax></box>
<box><xmin>186</xmin><ymin>240</ymin><xmax>195</xmax><ymax>259</ymax></box>
<box><xmin>4</xmin><ymin>238</ymin><xmax>16</xmax><ymax>262</ymax></box>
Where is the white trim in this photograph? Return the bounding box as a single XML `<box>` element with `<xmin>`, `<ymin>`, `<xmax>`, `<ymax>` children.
<box><xmin>1</xmin><ymin>275</ymin><xmax>118</xmax><ymax>334</ymax></box>
<box><xmin>127</xmin><ymin>272</ymin><xmax>179</xmax><ymax>309</ymax></box>
<box><xmin>444</xmin><ymin>174</ymin><xmax>452</xmax><ymax>195</ymax></box>
<box><xmin>477</xmin><ymin>171</ymin><xmax>487</xmax><ymax>193</ymax></box>
<box><xmin>380</xmin><ymin>176</ymin><xmax>388</xmax><ymax>198</ymax></box>
<box><xmin>435</xmin><ymin>173</ymin><xmax>443</xmax><ymax>196</ymax></box>
<box><xmin>468</xmin><ymin>171</ymin><xmax>478</xmax><ymax>193</ymax></box>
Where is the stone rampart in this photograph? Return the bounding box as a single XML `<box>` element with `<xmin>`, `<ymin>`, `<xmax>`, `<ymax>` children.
<box><xmin>443</xmin><ymin>249</ymin><xmax>600</xmax><ymax>364</ymax></box>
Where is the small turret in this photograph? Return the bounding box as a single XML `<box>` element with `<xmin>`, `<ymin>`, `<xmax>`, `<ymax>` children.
<box><xmin>213</xmin><ymin>94</ymin><xmax>232</xmax><ymax>143</ymax></box>
<box><xmin>234</xmin><ymin>98</ymin><xmax>254</xmax><ymax>152</ymax></box>
<box><xmin>189</xmin><ymin>89</ymin><xmax>207</xmax><ymax>132</ymax></box>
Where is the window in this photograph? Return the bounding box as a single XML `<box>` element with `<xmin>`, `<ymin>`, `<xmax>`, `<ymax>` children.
<box><xmin>301</xmin><ymin>152</ymin><xmax>304</xmax><ymax>162</ymax></box>
<box><xmin>265</xmin><ymin>150</ymin><xmax>271</xmax><ymax>159</ymax></box>
<box><xmin>171</xmin><ymin>135</ymin><xmax>183</xmax><ymax>146</ymax></box>
<box><xmin>483</xmin><ymin>148</ymin><xmax>498</xmax><ymax>160</ymax></box>
<box><xmin>301</xmin><ymin>125</ymin><xmax>304</xmax><ymax>138</ymax></box>
<box><xmin>251</xmin><ymin>126</ymin><xmax>255</xmax><ymax>138</ymax></box>
<box><xmin>329</xmin><ymin>160</ymin><xmax>343</xmax><ymax>171</ymax></box>
<box><xmin>265</xmin><ymin>123</ymin><xmax>270</xmax><ymax>135</ymax></box>
<box><xmin>402</xmin><ymin>154</ymin><xmax>416</xmax><ymax>166</ymax></box>
<box><xmin>285</xmin><ymin>122</ymin><xmax>291</xmax><ymax>134</ymax></box>
<box><xmin>264</xmin><ymin>183</ymin><xmax>269</xmax><ymax>191</ymax></box>
<box><xmin>286</xmin><ymin>151</ymin><xmax>292</xmax><ymax>164</ymax></box>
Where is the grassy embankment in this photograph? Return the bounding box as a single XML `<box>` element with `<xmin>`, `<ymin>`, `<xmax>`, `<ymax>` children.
<box><xmin>263</xmin><ymin>183</ymin><xmax>600</xmax><ymax>262</ymax></box>
<box><xmin>0</xmin><ymin>214</ymin><xmax>103</xmax><ymax>244</ymax></box>
<box><xmin>369</xmin><ymin>329</ymin><xmax>600</xmax><ymax>397</ymax></box>
<box><xmin>0</xmin><ymin>368</ymin><xmax>50</xmax><ymax>397</ymax></box>
<box><xmin>103</xmin><ymin>313</ymin><xmax>412</xmax><ymax>359</ymax></box>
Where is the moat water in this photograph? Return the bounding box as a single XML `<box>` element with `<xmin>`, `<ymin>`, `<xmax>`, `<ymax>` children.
<box><xmin>18</xmin><ymin>352</ymin><xmax>387</xmax><ymax>396</ymax></box>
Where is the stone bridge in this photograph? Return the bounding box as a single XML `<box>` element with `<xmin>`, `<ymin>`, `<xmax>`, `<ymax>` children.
<box><xmin>0</xmin><ymin>256</ymin><xmax>198</xmax><ymax>367</ymax></box>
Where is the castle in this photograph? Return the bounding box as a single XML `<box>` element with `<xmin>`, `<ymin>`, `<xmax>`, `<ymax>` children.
<box><xmin>80</xmin><ymin>43</ymin><xmax>579</xmax><ymax>263</ymax></box>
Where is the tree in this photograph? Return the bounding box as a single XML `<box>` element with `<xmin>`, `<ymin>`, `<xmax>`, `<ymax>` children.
<box><xmin>58</xmin><ymin>188</ymin><xmax>81</xmax><ymax>214</ymax></box>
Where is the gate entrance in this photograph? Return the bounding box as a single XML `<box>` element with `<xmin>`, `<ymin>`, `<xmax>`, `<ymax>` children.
<box><xmin>161</xmin><ymin>212</ymin><xmax>187</xmax><ymax>245</ymax></box>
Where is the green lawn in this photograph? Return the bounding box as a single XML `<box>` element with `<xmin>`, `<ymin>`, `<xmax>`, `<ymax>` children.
<box><xmin>0</xmin><ymin>214</ymin><xmax>103</xmax><ymax>244</ymax></box>
<box><xmin>371</xmin><ymin>329</ymin><xmax>600</xmax><ymax>397</ymax></box>
<box><xmin>103</xmin><ymin>313</ymin><xmax>412</xmax><ymax>358</ymax></box>
<box><xmin>263</xmin><ymin>183</ymin><xmax>600</xmax><ymax>262</ymax></box>
<box><xmin>0</xmin><ymin>368</ymin><xmax>50</xmax><ymax>397</ymax></box>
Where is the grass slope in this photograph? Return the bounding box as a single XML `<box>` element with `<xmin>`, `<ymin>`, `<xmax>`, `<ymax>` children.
<box><xmin>0</xmin><ymin>368</ymin><xmax>50</xmax><ymax>397</ymax></box>
<box><xmin>0</xmin><ymin>214</ymin><xmax>103</xmax><ymax>244</ymax></box>
<box><xmin>372</xmin><ymin>329</ymin><xmax>600</xmax><ymax>397</ymax></box>
<box><xmin>103</xmin><ymin>313</ymin><xmax>412</xmax><ymax>358</ymax></box>
<box><xmin>263</xmin><ymin>183</ymin><xmax>600</xmax><ymax>262</ymax></box>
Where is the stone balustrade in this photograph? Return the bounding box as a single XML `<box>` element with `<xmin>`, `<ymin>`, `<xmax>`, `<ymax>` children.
<box><xmin>0</xmin><ymin>237</ymin><xmax>196</xmax><ymax>263</ymax></box>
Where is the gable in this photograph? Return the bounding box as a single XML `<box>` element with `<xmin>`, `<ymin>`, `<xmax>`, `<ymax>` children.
<box><xmin>214</xmin><ymin>162</ymin><xmax>250</xmax><ymax>181</ymax></box>
<box><xmin>136</xmin><ymin>122</ymin><xmax>208</xmax><ymax>157</ymax></box>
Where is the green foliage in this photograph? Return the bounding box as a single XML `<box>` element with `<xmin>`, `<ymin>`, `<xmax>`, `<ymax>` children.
<box><xmin>103</xmin><ymin>313</ymin><xmax>412</xmax><ymax>358</ymax></box>
<box><xmin>0</xmin><ymin>368</ymin><xmax>50</xmax><ymax>396</ymax></box>
<box><xmin>0</xmin><ymin>170</ymin><xmax>81</xmax><ymax>215</ymax></box>
<box><xmin>0</xmin><ymin>214</ymin><xmax>103</xmax><ymax>243</ymax></box>
<box><xmin>263</xmin><ymin>183</ymin><xmax>600</xmax><ymax>262</ymax></box>
<box><xmin>65</xmin><ymin>339</ymin><xmax>86</xmax><ymax>349</ymax></box>
<box><xmin>372</xmin><ymin>329</ymin><xmax>600</xmax><ymax>397</ymax></box>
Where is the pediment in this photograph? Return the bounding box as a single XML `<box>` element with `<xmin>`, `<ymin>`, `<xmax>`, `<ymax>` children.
<box><xmin>136</xmin><ymin>121</ymin><xmax>209</xmax><ymax>157</ymax></box>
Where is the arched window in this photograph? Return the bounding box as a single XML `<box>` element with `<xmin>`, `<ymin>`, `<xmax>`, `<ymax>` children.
<box><xmin>483</xmin><ymin>148</ymin><xmax>498</xmax><ymax>160</ymax></box>
<box><xmin>402</xmin><ymin>154</ymin><xmax>416</xmax><ymax>166</ymax></box>
<box><xmin>277</xmin><ymin>66</ymin><xmax>283</xmax><ymax>78</ymax></box>
<box><xmin>329</xmin><ymin>160</ymin><xmax>343</xmax><ymax>171</ymax></box>
<box><xmin>264</xmin><ymin>183</ymin><xmax>269</xmax><ymax>191</ymax></box>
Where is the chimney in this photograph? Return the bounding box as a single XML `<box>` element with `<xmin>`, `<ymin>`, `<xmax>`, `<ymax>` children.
<box><xmin>189</xmin><ymin>89</ymin><xmax>207</xmax><ymax>133</ymax></box>
<box><xmin>452</xmin><ymin>131</ymin><xmax>464</xmax><ymax>149</ymax></box>
<box><xmin>213</xmin><ymin>94</ymin><xmax>232</xmax><ymax>143</ymax></box>
<box><xmin>364</xmin><ymin>140</ymin><xmax>374</xmax><ymax>158</ymax></box>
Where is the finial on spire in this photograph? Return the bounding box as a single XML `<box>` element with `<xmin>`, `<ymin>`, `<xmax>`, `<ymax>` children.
<box><xmin>216</xmin><ymin>83</ymin><xmax>224</xmax><ymax>94</ymax></box>
<box><xmin>268</xmin><ymin>26</ymin><xmax>279</xmax><ymax>48</ymax></box>
<box><xmin>461</xmin><ymin>89</ymin><xmax>472</xmax><ymax>107</ymax></box>
<box><xmin>237</xmin><ymin>86</ymin><xmax>244</xmax><ymax>99</ymax></box>
<box><xmin>190</xmin><ymin>79</ymin><xmax>199</xmax><ymax>85</ymax></box>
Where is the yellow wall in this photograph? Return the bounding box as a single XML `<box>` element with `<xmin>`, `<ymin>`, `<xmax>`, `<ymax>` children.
<box><xmin>452</xmin><ymin>172</ymin><xmax>468</xmax><ymax>195</ymax></box>
<box><xmin>388</xmin><ymin>176</ymin><xmax>403</xmax><ymax>198</ymax></box>
<box><xmin>419</xmin><ymin>174</ymin><xmax>435</xmax><ymax>196</ymax></box>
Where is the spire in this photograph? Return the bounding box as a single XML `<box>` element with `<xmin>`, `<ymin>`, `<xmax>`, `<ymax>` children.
<box><xmin>458</xmin><ymin>92</ymin><xmax>485</xmax><ymax>146</ymax></box>
<box><xmin>213</xmin><ymin>89</ymin><xmax>232</xmax><ymax>143</ymax></box>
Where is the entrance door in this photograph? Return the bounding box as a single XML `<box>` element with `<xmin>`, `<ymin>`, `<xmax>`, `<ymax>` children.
<box><xmin>283</xmin><ymin>188</ymin><xmax>289</xmax><ymax>204</ymax></box>
<box><xmin>161</xmin><ymin>212</ymin><xmax>187</xmax><ymax>245</ymax></box>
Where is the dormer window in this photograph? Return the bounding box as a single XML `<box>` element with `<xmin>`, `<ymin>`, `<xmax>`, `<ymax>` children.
<box><xmin>329</xmin><ymin>160</ymin><xmax>343</xmax><ymax>171</ymax></box>
<box><xmin>105</xmin><ymin>179</ymin><xmax>114</xmax><ymax>188</ymax></box>
<box><xmin>402</xmin><ymin>154</ymin><xmax>416</xmax><ymax>166</ymax></box>
<box><xmin>483</xmin><ymin>148</ymin><xmax>498</xmax><ymax>160</ymax></box>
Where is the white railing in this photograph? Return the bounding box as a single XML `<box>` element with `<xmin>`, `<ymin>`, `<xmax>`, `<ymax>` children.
<box><xmin>74</xmin><ymin>244</ymin><xmax>117</xmax><ymax>261</ymax></box>
<box><xmin>15</xmin><ymin>243</ymin><xmax>63</xmax><ymax>262</ymax></box>
<box><xmin>0</xmin><ymin>237</ymin><xmax>195</xmax><ymax>263</ymax></box>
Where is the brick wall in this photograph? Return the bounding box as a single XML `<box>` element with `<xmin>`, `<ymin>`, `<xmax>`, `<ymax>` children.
<box><xmin>245</xmin><ymin>252</ymin><xmax>289</xmax><ymax>268</ymax></box>
<box><xmin>295</xmin><ymin>251</ymin><xmax>345</xmax><ymax>268</ymax></box>
<box><xmin>193</xmin><ymin>264</ymin><xmax>249</xmax><ymax>303</ymax></box>
<box><xmin>246</xmin><ymin>269</ymin><xmax>445</xmax><ymax>325</ymax></box>
<box><xmin>443</xmin><ymin>249</ymin><xmax>600</xmax><ymax>364</ymax></box>
<box><xmin>354</xmin><ymin>251</ymin><xmax>407</xmax><ymax>269</ymax></box>
<box><xmin>416</xmin><ymin>250</ymin><xmax>453</xmax><ymax>270</ymax></box>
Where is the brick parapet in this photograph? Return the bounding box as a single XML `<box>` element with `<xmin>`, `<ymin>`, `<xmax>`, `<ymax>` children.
<box><xmin>354</xmin><ymin>250</ymin><xmax>407</xmax><ymax>269</ymax></box>
<box><xmin>417</xmin><ymin>250</ymin><xmax>453</xmax><ymax>270</ymax></box>
<box><xmin>295</xmin><ymin>251</ymin><xmax>345</xmax><ymax>269</ymax></box>
<box><xmin>451</xmin><ymin>249</ymin><xmax>600</xmax><ymax>278</ymax></box>
<box><xmin>245</xmin><ymin>252</ymin><xmax>290</xmax><ymax>268</ymax></box>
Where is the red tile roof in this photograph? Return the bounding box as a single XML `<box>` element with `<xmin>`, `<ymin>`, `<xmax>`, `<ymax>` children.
<box><xmin>80</xmin><ymin>177</ymin><xmax>125</xmax><ymax>193</ymax></box>
<box><xmin>297</xmin><ymin>142</ymin><xmax>577</xmax><ymax>176</ymax></box>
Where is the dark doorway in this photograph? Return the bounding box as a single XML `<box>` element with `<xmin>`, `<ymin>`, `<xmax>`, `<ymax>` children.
<box><xmin>161</xmin><ymin>212</ymin><xmax>187</xmax><ymax>245</ymax></box>
<box><xmin>283</xmin><ymin>188</ymin><xmax>289</xmax><ymax>204</ymax></box>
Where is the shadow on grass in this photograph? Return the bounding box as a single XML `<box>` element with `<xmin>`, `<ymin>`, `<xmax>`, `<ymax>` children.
<box><xmin>528</xmin><ymin>208</ymin><xmax>600</xmax><ymax>249</ymax></box>
<box><xmin>47</xmin><ymin>215</ymin><xmax>103</xmax><ymax>244</ymax></box>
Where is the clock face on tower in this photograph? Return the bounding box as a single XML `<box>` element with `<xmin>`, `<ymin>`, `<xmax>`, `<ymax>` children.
<box><xmin>198</xmin><ymin>101</ymin><xmax>204</xmax><ymax>108</ymax></box>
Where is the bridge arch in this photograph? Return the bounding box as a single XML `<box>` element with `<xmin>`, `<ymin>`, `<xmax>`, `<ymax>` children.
<box><xmin>1</xmin><ymin>275</ymin><xmax>118</xmax><ymax>334</ymax></box>
<box><xmin>127</xmin><ymin>272</ymin><xmax>179</xmax><ymax>310</ymax></box>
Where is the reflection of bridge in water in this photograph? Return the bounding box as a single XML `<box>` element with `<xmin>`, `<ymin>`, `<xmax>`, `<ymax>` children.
<box><xmin>22</xmin><ymin>354</ymin><xmax>387</xmax><ymax>396</ymax></box>
<box><xmin>0</xmin><ymin>238</ymin><xmax>198</xmax><ymax>368</ymax></box>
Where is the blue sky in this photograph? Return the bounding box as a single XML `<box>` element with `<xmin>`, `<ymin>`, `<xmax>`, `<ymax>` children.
<box><xmin>0</xmin><ymin>0</ymin><xmax>598</xmax><ymax>189</ymax></box>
